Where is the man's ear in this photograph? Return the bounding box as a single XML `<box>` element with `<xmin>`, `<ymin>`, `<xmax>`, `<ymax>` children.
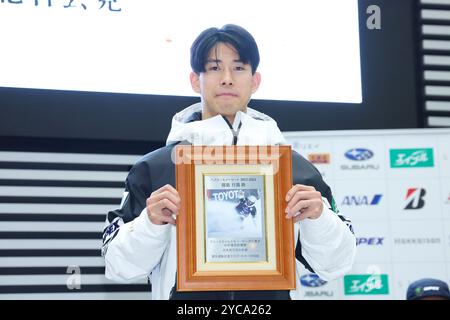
<box><xmin>190</xmin><ymin>72</ymin><xmax>201</xmax><ymax>94</ymax></box>
<box><xmin>251</xmin><ymin>72</ymin><xmax>261</xmax><ymax>94</ymax></box>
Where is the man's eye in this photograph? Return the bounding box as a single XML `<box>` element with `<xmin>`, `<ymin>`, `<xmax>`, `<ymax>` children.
<box><xmin>208</xmin><ymin>66</ymin><xmax>220</xmax><ymax>71</ymax></box>
<box><xmin>235</xmin><ymin>66</ymin><xmax>246</xmax><ymax>71</ymax></box>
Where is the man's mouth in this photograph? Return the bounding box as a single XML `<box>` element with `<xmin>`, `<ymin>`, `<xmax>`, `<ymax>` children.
<box><xmin>216</xmin><ymin>92</ymin><xmax>238</xmax><ymax>97</ymax></box>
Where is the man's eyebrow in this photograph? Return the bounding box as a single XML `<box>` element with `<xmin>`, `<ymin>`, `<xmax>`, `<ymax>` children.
<box><xmin>205</xmin><ymin>59</ymin><xmax>244</xmax><ymax>64</ymax></box>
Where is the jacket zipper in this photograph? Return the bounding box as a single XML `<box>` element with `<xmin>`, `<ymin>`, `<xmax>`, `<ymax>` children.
<box><xmin>222</xmin><ymin>116</ymin><xmax>242</xmax><ymax>146</ymax></box>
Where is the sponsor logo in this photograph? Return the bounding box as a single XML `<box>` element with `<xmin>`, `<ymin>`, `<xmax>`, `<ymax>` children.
<box><xmin>404</xmin><ymin>188</ymin><xmax>426</xmax><ymax>210</ymax></box>
<box><xmin>292</xmin><ymin>142</ymin><xmax>320</xmax><ymax>150</ymax></box>
<box><xmin>341</xmin><ymin>163</ymin><xmax>379</xmax><ymax>170</ymax></box>
<box><xmin>344</xmin><ymin>274</ymin><xmax>389</xmax><ymax>295</ymax></box>
<box><xmin>390</xmin><ymin>148</ymin><xmax>434</xmax><ymax>168</ymax></box>
<box><xmin>304</xmin><ymin>291</ymin><xmax>334</xmax><ymax>297</ymax></box>
<box><xmin>341</xmin><ymin>148</ymin><xmax>379</xmax><ymax>170</ymax></box>
<box><xmin>393</xmin><ymin>237</ymin><xmax>441</xmax><ymax>245</ymax></box>
<box><xmin>308</xmin><ymin>153</ymin><xmax>330</xmax><ymax>164</ymax></box>
<box><xmin>341</xmin><ymin>194</ymin><xmax>382</xmax><ymax>206</ymax></box>
<box><xmin>345</xmin><ymin>148</ymin><xmax>374</xmax><ymax>161</ymax></box>
<box><xmin>301</xmin><ymin>274</ymin><xmax>333</xmax><ymax>298</ymax></box>
<box><xmin>356</xmin><ymin>237</ymin><xmax>385</xmax><ymax>246</ymax></box>
<box><xmin>207</xmin><ymin>189</ymin><xmax>243</xmax><ymax>201</ymax></box>
<box><xmin>300</xmin><ymin>274</ymin><xmax>327</xmax><ymax>287</ymax></box>
<box><xmin>102</xmin><ymin>218</ymin><xmax>122</xmax><ymax>242</ymax></box>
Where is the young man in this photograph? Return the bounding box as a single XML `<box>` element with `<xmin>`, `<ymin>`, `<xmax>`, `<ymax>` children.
<box><xmin>102</xmin><ymin>24</ymin><xmax>356</xmax><ymax>300</ymax></box>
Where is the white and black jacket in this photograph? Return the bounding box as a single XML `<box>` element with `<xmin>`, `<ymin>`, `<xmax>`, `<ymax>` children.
<box><xmin>102</xmin><ymin>103</ymin><xmax>356</xmax><ymax>300</ymax></box>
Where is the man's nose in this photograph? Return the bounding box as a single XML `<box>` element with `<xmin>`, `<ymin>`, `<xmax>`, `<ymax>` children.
<box><xmin>220</xmin><ymin>69</ymin><xmax>233</xmax><ymax>86</ymax></box>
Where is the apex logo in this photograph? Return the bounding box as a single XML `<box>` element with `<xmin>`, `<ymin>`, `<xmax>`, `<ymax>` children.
<box><xmin>404</xmin><ymin>188</ymin><xmax>426</xmax><ymax>210</ymax></box>
<box><xmin>356</xmin><ymin>237</ymin><xmax>384</xmax><ymax>246</ymax></box>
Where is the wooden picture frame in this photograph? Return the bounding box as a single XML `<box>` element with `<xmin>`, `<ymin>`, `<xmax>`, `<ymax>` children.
<box><xmin>175</xmin><ymin>145</ymin><xmax>295</xmax><ymax>291</ymax></box>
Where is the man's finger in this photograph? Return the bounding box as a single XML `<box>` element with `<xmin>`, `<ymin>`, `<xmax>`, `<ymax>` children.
<box><xmin>155</xmin><ymin>199</ymin><xmax>179</xmax><ymax>215</ymax></box>
<box><xmin>285</xmin><ymin>191</ymin><xmax>320</xmax><ymax>213</ymax></box>
<box><xmin>157</xmin><ymin>213</ymin><xmax>177</xmax><ymax>225</ymax></box>
<box><xmin>151</xmin><ymin>184</ymin><xmax>178</xmax><ymax>197</ymax></box>
<box><xmin>287</xmin><ymin>199</ymin><xmax>323</xmax><ymax>220</ymax></box>
<box><xmin>148</xmin><ymin>190</ymin><xmax>181</xmax><ymax>209</ymax></box>
<box><xmin>285</xmin><ymin>184</ymin><xmax>315</xmax><ymax>201</ymax></box>
<box><xmin>285</xmin><ymin>199</ymin><xmax>317</xmax><ymax>218</ymax></box>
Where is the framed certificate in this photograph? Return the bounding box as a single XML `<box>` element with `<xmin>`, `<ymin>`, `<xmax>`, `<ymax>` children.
<box><xmin>175</xmin><ymin>145</ymin><xmax>295</xmax><ymax>291</ymax></box>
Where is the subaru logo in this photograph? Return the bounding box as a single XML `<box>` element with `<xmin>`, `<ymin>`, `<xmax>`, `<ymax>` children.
<box><xmin>300</xmin><ymin>274</ymin><xmax>327</xmax><ymax>287</ymax></box>
<box><xmin>345</xmin><ymin>148</ymin><xmax>374</xmax><ymax>161</ymax></box>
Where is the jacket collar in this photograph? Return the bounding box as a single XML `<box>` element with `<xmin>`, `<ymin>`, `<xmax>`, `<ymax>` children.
<box><xmin>166</xmin><ymin>102</ymin><xmax>287</xmax><ymax>146</ymax></box>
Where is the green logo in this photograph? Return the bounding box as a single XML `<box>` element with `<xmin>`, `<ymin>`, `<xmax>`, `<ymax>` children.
<box><xmin>414</xmin><ymin>287</ymin><xmax>423</xmax><ymax>297</ymax></box>
<box><xmin>344</xmin><ymin>274</ymin><xmax>389</xmax><ymax>295</ymax></box>
<box><xmin>390</xmin><ymin>148</ymin><xmax>434</xmax><ymax>168</ymax></box>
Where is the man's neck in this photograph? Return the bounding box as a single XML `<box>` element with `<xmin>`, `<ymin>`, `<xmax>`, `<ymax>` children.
<box><xmin>202</xmin><ymin>112</ymin><xmax>236</xmax><ymax>125</ymax></box>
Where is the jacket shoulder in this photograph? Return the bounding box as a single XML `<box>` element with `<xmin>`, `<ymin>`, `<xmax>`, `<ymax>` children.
<box><xmin>129</xmin><ymin>143</ymin><xmax>177</xmax><ymax>192</ymax></box>
<box><xmin>291</xmin><ymin>150</ymin><xmax>331</xmax><ymax>201</ymax></box>
<box><xmin>135</xmin><ymin>144</ymin><xmax>176</xmax><ymax>167</ymax></box>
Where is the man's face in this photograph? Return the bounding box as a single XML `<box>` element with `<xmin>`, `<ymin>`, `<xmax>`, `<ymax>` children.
<box><xmin>190</xmin><ymin>42</ymin><xmax>261</xmax><ymax>124</ymax></box>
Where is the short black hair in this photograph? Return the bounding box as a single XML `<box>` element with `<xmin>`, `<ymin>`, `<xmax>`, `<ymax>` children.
<box><xmin>190</xmin><ymin>24</ymin><xmax>260</xmax><ymax>75</ymax></box>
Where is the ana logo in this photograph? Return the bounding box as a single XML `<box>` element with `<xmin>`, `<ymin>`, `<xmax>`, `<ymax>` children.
<box><xmin>404</xmin><ymin>188</ymin><xmax>426</xmax><ymax>210</ymax></box>
<box><xmin>345</xmin><ymin>148</ymin><xmax>374</xmax><ymax>161</ymax></box>
<box><xmin>356</xmin><ymin>237</ymin><xmax>385</xmax><ymax>246</ymax></box>
<box><xmin>344</xmin><ymin>274</ymin><xmax>389</xmax><ymax>295</ymax></box>
<box><xmin>300</xmin><ymin>274</ymin><xmax>327</xmax><ymax>287</ymax></box>
<box><xmin>341</xmin><ymin>194</ymin><xmax>382</xmax><ymax>206</ymax></box>
<box><xmin>390</xmin><ymin>148</ymin><xmax>434</xmax><ymax>168</ymax></box>
<box><xmin>308</xmin><ymin>153</ymin><xmax>331</xmax><ymax>164</ymax></box>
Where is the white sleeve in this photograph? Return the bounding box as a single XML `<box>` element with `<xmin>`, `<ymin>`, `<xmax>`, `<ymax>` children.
<box><xmin>104</xmin><ymin>207</ymin><xmax>172</xmax><ymax>283</ymax></box>
<box><xmin>298</xmin><ymin>202</ymin><xmax>356</xmax><ymax>281</ymax></box>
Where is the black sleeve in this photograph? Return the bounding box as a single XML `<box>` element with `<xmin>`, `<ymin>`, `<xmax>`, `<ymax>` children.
<box><xmin>107</xmin><ymin>160</ymin><xmax>152</xmax><ymax>225</ymax></box>
<box><xmin>101</xmin><ymin>145</ymin><xmax>177</xmax><ymax>256</ymax></box>
<box><xmin>291</xmin><ymin>150</ymin><xmax>354</xmax><ymax>273</ymax></box>
<box><xmin>101</xmin><ymin>159</ymin><xmax>153</xmax><ymax>256</ymax></box>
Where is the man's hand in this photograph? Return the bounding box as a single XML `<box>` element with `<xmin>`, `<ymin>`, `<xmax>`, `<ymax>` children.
<box><xmin>146</xmin><ymin>184</ymin><xmax>181</xmax><ymax>225</ymax></box>
<box><xmin>285</xmin><ymin>184</ymin><xmax>323</xmax><ymax>223</ymax></box>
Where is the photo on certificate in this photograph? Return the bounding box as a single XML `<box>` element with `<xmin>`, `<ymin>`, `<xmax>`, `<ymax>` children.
<box><xmin>204</xmin><ymin>174</ymin><xmax>266</xmax><ymax>263</ymax></box>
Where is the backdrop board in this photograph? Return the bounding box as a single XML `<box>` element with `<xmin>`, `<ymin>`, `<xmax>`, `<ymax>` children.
<box><xmin>283</xmin><ymin>128</ymin><xmax>450</xmax><ymax>300</ymax></box>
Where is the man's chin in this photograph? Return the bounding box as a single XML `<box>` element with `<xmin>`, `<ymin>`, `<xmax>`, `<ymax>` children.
<box><xmin>218</xmin><ymin>106</ymin><xmax>245</xmax><ymax>116</ymax></box>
